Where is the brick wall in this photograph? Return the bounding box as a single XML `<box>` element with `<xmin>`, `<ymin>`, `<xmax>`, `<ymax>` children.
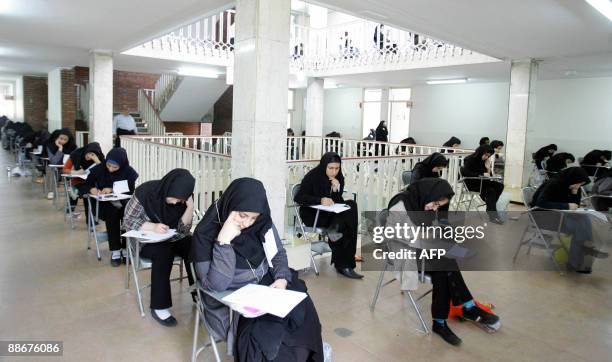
<box><xmin>164</xmin><ymin>122</ymin><xmax>202</xmax><ymax>135</ymax></box>
<box><xmin>113</xmin><ymin>71</ymin><xmax>159</xmax><ymax>113</ymax></box>
<box><xmin>61</xmin><ymin>69</ymin><xmax>76</xmax><ymax>131</ymax></box>
<box><xmin>23</xmin><ymin>76</ymin><xmax>48</xmax><ymax>131</ymax></box>
<box><xmin>212</xmin><ymin>86</ymin><xmax>233</xmax><ymax>135</ymax></box>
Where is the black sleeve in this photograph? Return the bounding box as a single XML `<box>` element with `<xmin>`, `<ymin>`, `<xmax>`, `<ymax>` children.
<box><xmin>461</xmin><ymin>158</ymin><xmax>481</xmax><ymax>178</ymax></box>
<box><xmin>294</xmin><ymin>175</ymin><xmax>322</xmax><ymax>205</ymax></box>
<box><xmin>534</xmin><ymin>184</ymin><xmax>570</xmax><ymax>210</ymax></box>
<box><xmin>412</xmin><ymin>165</ymin><xmax>424</xmax><ymax>182</ymax></box>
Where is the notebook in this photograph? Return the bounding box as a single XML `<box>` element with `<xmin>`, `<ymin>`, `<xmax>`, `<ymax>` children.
<box><xmin>222</xmin><ymin>284</ymin><xmax>307</xmax><ymax>319</ymax></box>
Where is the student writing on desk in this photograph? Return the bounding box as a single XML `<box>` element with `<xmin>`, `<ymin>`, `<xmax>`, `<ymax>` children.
<box><xmin>387</xmin><ymin>178</ymin><xmax>500</xmax><ymax>346</ymax></box>
<box><xmin>192</xmin><ymin>178</ymin><xmax>323</xmax><ymax>361</ymax></box>
<box><xmin>122</xmin><ymin>169</ymin><xmax>196</xmax><ymax>327</ymax></box>
<box><xmin>85</xmin><ymin>147</ymin><xmax>139</xmax><ymax>267</ymax></box>
<box><xmin>294</xmin><ymin>152</ymin><xmax>363</xmax><ymax>279</ymax></box>
<box><xmin>531</xmin><ymin>167</ymin><xmax>609</xmax><ymax>273</ymax></box>
<box><xmin>461</xmin><ymin>145</ymin><xmax>505</xmax><ymax>224</ymax></box>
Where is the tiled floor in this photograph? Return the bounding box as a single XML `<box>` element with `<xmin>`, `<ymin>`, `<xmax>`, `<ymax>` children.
<box><xmin>1</xmin><ymin>150</ymin><xmax>611</xmax><ymax>362</ymax></box>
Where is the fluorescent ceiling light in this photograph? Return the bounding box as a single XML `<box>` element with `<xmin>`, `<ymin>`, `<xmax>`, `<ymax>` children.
<box><xmin>177</xmin><ymin>67</ymin><xmax>220</xmax><ymax>78</ymax></box>
<box><xmin>426</xmin><ymin>78</ymin><xmax>467</xmax><ymax>85</ymax></box>
<box><xmin>585</xmin><ymin>0</ymin><xmax>612</xmax><ymax>21</ymax></box>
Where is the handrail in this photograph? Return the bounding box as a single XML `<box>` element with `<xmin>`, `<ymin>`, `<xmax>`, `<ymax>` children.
<box><xmin>137</xmin><ymin>89</ymin><xmax>166</xmax><ymax>136</ymax></box>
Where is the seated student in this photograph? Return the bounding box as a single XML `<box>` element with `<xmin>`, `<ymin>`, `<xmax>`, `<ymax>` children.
<box><xmin>479</xmin><ymin>137</ymin><xmax>490</xmax><ymax>146</ymax></box>
<box><xmin>192</xmin><ymin>178</ymin><xmax>324</xmax><ymax>361</ymax></box>
<box><xmin>85</xmin><ymin>148</ymin><xmax>139</xmax><ymax>266</ymax></box>
<box><xmin>533</xmin><ymin>144</ymin><xmax>557</xmax><ymax>170</ymax></box>
<box><xmin>294</xmin><ymin>152</ymin><xmax>363</xmax><ymax>279</ymax></box>
<box><xmin>46</xmin><ymin>128</ymin><xmax>76</xmax><ymax>165</ymax></box>
<box><xmin>461</xmin><ymin>145</ymin><xmax>505</xmax><ymax>223</ymax></box>
<box><xmin>531</xmin><ymin>167</ymin><xmax>609</xmax><ymax>273</ymax></box>
<box><xmin>123</xmin><ymin>169</ymin><xmax>196</xmax><ymax>326</ymax></box>
<box><xmin>592</xmin><ymin>168</ymin><xmax>612</xmax><ymax>212</ymax></box>
<box><xmin>396</xmin><ymin>137</ymin><xmax>416</xmax><ymax>155</ymax></box>
<box><xmin>546</xmin><ymin>152</ymin><xmax>575</xmax><ymax>174</ymax></box>
<box><xmin>64</xmin><ymin>142</ymin><xmax>105</xmax><ymax>222</ymax></box>
<box><xmin>581</xmin><ymin>149</ymin><xmax>611</xmax><ymax>177</ymax></box>
<box><xmin>387</xmin><ymin>178</ymin><xmax>500</xmax><ymax>346</ymax></box>
<box><xmin>411</xmin><ymin>152</ymin><xmax>448</xmax><ymax>182</ymax></box>
<box><xmin>488</xmin><ymin>140</ymin><xmax>505</xmax><ymax>177</ymax></box>
<box><xmin>441</xmin><ymin>136</ymin><xmax>461</xmax><ymax>153</ymax></box>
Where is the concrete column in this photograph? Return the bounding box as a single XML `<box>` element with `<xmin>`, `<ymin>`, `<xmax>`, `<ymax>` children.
<box><xmin>47</xmin><ymin>69</ymin><xmax>63</xmax><ymax>132</ymax></box>
<box><xmin>88</xmin><ymin>50</ymin><xmax>114</xmax><ymax>153</ymax></box>
<box><xmin>305</xmin><ymin>77</ymin><xmax>324</xmax><ymax>137</ymax></box>
<box><xmin>504</xmin><ymin>60</ymin><xmax>538</xmax><ymax>199</ymax></box>
<box><xmin>231</xmin><ymin>0</ymin><xmax>291</xmax><ymax>235</ymax></box>
<box><xmin>380</xmin><ymin>87</ymin><xmax>390</xmax><ymax>125</ymax></box>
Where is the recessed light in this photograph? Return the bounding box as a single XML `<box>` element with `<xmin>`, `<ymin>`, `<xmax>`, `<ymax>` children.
<box><xmin>426</xmin><ymin>78</ymin><xmax>467</xmax><ymax>85</ymax></box>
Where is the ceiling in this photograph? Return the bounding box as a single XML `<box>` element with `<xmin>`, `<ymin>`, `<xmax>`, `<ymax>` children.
<box><xmin>314</xmin><ymin>0</ymin><xmax>612</xmax><ymax>79</ymax></box>
<box><xmin>1</xmin><ymin>0</ymin><xmax>611</xmax><ymax>81</ymax></box>
<box><xmin>0</xmin><ymin>0</ymin><xmax>231</xmax><ymax>75</ymax></box>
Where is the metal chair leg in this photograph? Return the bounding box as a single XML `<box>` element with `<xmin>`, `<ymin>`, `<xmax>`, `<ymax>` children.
<box><xmin>407</xmin><ymin>291</ymin><xmax>429</xmax><ymax>334</ymax></box>
<box><xmin>370</xmin><ymin>266</ymin><xmax>387</xmax><ymax>310</ymax></box>
<box><xmin>127</xmin><ymin>244</ymin><xmax>145</xmax><ymax>317</ymax></box>
<box><xmin>310</xmin><ymin>253</ymin><xmax>319</xmax><ymax>275</ymax></box>
<box><xmin>191</xmin><ymin>306</ymin><xmax>200</xmax><ymax>362</ymax></box>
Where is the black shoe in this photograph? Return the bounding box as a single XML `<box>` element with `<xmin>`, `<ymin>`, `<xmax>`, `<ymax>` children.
<box><xmin>151</xmin><ymin>309</ymin><xmax>178</xmax><ymax>327</ymax></box>
<box><xmin>583</xmin><ymin>247</ymin><xmax>609</xmax><ymax>259</ymax></box>
<box><xmin>191</xmin><ymin>291</ymin><xmax>199</xmax><ymax>304</ymax></box>
<box><xmin>110</xmin><ymin>257</ymin><xmax>121</xmax><ymax>267</ymax></box>
<box><xmin>336</xmin><ymin>268</ymin><xmax>364</xmax><ymax>279</ymax></box>
<box><xmin>462</xmin><ymin>305</ymin><xmax>500</xmax><ymax>325</ymax></box>
<box><xmin>432</xmin><ymin>321</ymin><xmax>462</xmax><ymax>346</ymax></box>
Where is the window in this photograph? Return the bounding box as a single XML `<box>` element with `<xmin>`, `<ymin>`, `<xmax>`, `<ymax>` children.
<box><xmin>362</xmin><ymin>88</ymin><xmax>382</xmax><ymax>138</ymax></box>
<box><xmin>388</xmin><ymin>88</ymin><xmax>411</xmax><ymax>142</ymax></box>
<box><xmin>0</xmin><ymin>83</ymin><xmax>16</xmax><ymax>120</ymax></box>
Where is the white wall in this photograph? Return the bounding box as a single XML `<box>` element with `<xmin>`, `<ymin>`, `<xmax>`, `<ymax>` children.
<box><xmin>290</xmin><ymin>88</ymin><xmax>306</xmax><ymax>134</ymax></box>
<box><xmin>47</xmin><ymin>69</ymin><xmax>62</xmax><ymax>131</ymax></box>
<box><xmin>323</xmin><ymin>87</ymin><xmax>362</xmax><ymax>139</ymax></box>
<box><xmin>160</xmin><ymin>76</ymin><xmax>228</xmax><ymax>122</ymax></box>
<box><xmin>0</xmin><ymin>73</ymin><xmax>24</xmax><ymax>123</ymax></box>
<box><xmin>409</xmin><ymin>82</ymin><xmax>510</xmax><ymax>148</ymax></box>
<box><xmin>527</xmin><ymin>77</ymin><xmax>612</xmax><ymax>158</ymax></box>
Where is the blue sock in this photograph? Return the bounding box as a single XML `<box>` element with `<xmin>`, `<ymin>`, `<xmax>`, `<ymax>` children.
<box><xmin>434</xmin><ymin>319</ymin><xmax>446</xmax><ymax>325</ymax></box>
<box><xmin>463</xmin><ymin>300</ymin><xmax>475</xmax><ymax>310</ymax></box>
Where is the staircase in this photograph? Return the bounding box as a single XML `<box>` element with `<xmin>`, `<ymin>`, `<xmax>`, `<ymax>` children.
<box><xmin>137</xmin><ymin>74</ymin><xmax>182</xmax><ymax>136</ymax></box>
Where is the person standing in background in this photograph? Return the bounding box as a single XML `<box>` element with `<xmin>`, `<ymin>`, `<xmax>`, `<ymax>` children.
<box><xmin>113</xmin><ymin>106</ymin><xmax>137</xmax><ymax>148</ymax></box>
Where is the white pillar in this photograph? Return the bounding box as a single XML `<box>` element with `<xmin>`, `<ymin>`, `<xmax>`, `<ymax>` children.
<box><xmin>305</xmin><ymin>78</ymin><xmax>324</xmax><ymax>137</ymax></box>
<box><xmin>47</xmin><ymin>69</ymin><xmax>63</xmax><ymax>132</ymax></box>
<box><xmin>380</xmin><ymin>87</ymin><xmax>390</xmax><ymax>125</ymax></box>
<box><xmin>231</xmin><ymin>0</ymin><xmax>291</xmax><ymax>235</ymax></box>
<box><xmin>504</xmin><ymin>60</ymin><xmax>538</xmax><ymax>198</ymax></box>
<box><xmin>88</xmin><ymin>50</ymin><xmax>114</xmax><ymax>153</ymax></box>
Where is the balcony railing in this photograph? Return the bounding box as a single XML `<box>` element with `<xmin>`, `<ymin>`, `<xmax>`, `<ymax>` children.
<box><xmin>122</xmin><ymin>135</ymin><xmax>470</xmax><ymax>214</ymax></box>
<box><xmin>123</xmin><ymin>10</ymin><xmax>498</xmax><ymax>76</ymax></box>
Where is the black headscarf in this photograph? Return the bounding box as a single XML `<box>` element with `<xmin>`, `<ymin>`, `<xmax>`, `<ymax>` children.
<box><xmin>86</xmin><ymin>147</ymin><xmax>139</xmax><ymax>190</ymax></box>
<box><xmin>192</xmin><ymin>178</ymin><xmax>273</xmax><ymax>268</ymax></box>
<box><xmin>302</xmin><ymin>152</ymin><xmax>344</xmax><ymax>199</ymax></box>
<box><xmin>412</xmin><ymin>153</ymin><xmax>448</xmax><ymax>181</ymax></box>
<box><xmin>375</xmin><ymin>121</ymin><xmax>388</xmax><ymax>142</ymax></box>
<box><xmin>546</xmin><ymin>152</ymin><xmax>574</xmax><ymax>173</ymax></box>
<box><xmin>135</xmin><ymin>169</ymin><xmax>195</xmax><ymax>228</ymax></box>
<box><xmin>388</xmin><ymin>178</ymin><xmax>455</xmax><ymax>226</ymax></box>
<box><xmin>479</xmin><ymin>137</ymin><xmax>490</xmax><ymax>146</ymax></box>
<box><xmin>531</xmin><ymin>167</ymin><xmax>590</xmax><ymax>208</ymax></box>
<box><xmin>79</xmin><ymin>142</ymin><xmax>105</xmax><ymax>170</ymax></box>
<box><xmin>461</xmin><ymin>145</ymin><xmax>494</xmax><ymax>177</ymax></box>
<box><xmin>46</xmin><ymin>128</ymin><xmax>76</xmax><ymax>155</ymax></box>
<box><xmin>443</xmin><ymin>136</ymin><xmax>461</xmax><ymax>148</ymax></box>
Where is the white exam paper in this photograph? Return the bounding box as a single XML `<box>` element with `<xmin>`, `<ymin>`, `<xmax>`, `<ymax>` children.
<box><xmin>222</xmin><ymin>284</ymin><xmax>307</xmax><ymax>318</ymax></box>
<box><xmin>122</xmin><ymin>229</ymin><xmax>177</xmax><ymax>243</ymax></box>
<box><xmin>62</xmin><ymin>154</ymin><xmax>70</xmax><ymax>164</ymax></box>
<box><xmin>310</xmin><ymin>203</ymin><xmax>350</xmax><ymax>214</ymax></box>
<box><xmin>113</xmin><ymin>180</ymin><xmax>130</xmax><ymax>194</ymax></box>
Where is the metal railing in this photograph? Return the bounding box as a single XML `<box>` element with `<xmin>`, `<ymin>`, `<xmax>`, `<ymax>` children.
<box><xmin>122</xmin><ymin>135</ymin><xmax>470</xmax><ymax>215</ymax></box>
<box><xmin>122</xmin><ymin>136</ymin><xmax>231</xmax><ymax>213</ymax></box>
<box><xmin>137</xmin><ymin>90</ymin><xmax>166</xmax><ymax>136</ymax></box>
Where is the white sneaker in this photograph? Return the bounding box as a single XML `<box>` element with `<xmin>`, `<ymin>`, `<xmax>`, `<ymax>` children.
<box><xmin>47</xmin><ymin>192</ymin><xmax>54</xmax><ymax>200</ymax></box>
